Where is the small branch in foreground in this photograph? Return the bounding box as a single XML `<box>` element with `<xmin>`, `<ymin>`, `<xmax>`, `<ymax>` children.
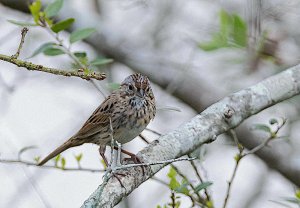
<box><xmin>223</xmin><ymin>119</ymin><xmax>286</xmax><ymax>208</ymax></box>
<box><xmin>242</xmin><ymin>119</ymin><xmax>286</xmax><ymax>157</ymax></box>
<box><xmin>222</xmin><ymin>131</ymin><xmax>244</xmax><ymax>208</ymax></box>
<box><xmin>12</xmin><ymin>27</ymin><xmax>28</xmax><ymax>59</ymax></box>
<box><xmin>188</xmin><ymin>153</ymin><xmax>212</xmax><ymax>203</ymax></box>
<box><xmin>171</xmin><ymin>163</ymin><xmax>208</xmax><ymax>207</ymax></box>
<box><xmin>0</xmin><ymin>54</ymin><xmax>106</xmax><ymax>81</ymax></box>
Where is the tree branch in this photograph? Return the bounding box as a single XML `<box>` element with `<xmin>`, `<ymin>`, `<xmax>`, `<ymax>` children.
<box><xmin>0</xmin><ymin>26</ymin><xmax>106</xmax><ymax>81</ymax></box>
<box><xmin>82</xmin><ymin>65</ymin><xmax>300</xmax><ymax>207</ymax></box>
<box><xmin>0</xmin><ymin>54</ymin><xmax>106</xmax><ymax>81</ymax></box>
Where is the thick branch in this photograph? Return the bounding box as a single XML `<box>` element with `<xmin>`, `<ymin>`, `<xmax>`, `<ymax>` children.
<box><xmin>0</xmin><ymin>54</ymin><xmax>106</xmax><ymax>81</ymax></box>
<box><xmin>82</xmin><ymin>65</ymin><xmax>300</xmax><ymax>207</ymax></box>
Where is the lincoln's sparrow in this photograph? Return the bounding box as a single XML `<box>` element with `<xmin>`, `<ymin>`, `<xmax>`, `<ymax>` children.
<box><xmin>38</xmin><ymin>73</ymin><xmax>156</xmax><ymax>166</ymax></box>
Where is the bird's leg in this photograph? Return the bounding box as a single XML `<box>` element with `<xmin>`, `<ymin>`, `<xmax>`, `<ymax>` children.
<box><xmin>99</xmin><ymin>145</ymin><xmax>126</xmax><ymax>187</ymax></box>
<box><xmin>116</xmin><ymin>141</ymin><xmax>122</xmax><ymax>166</ymax></box>
<box><xmin>113</xmin><ymin>146</ymin><xmax>145</xmax><ymax>174</ymax></box>
<box><xmin>114</xmin><ymin>147</ymin><xmax>142</xmax><ymax>163</ymax></box>
<box><xmin>98</xmin><ymin>145</ymin><xmax>109</xmax><ymax>167</ymax></box>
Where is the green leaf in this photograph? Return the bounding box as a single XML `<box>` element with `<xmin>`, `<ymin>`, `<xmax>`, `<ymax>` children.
<box><xmin>72</xmin><ymin>52</ymin><xmax>88</xmax><ymax>66</ymax></box>
<box><xmin>100</xmin><ymin>159</ymin><xmax>107</xmax><ymax>169</ymax></box>
<box><xmin>251</xmin><ymin>124</ymin><xmax>271</xmax><ymax>133</ymax></box>
<box><xmin>194</xmin><ymin>181</ymin><xmax>213</xmax><ymax>193</ymax></box>
<box><xmin>28</xmin><ymin>42</ymin><xmax>56</xmax><ymax>58</ymax></box>
<box><xmin>167</xmin><ymin>167</ymin><xmax>180</xmax><ymax>190</ymax></box>
<box><xmin>219</xmin><ymin>9</ymin><xmax>232</xmax><ymax>39</ymax></box>
<box><xmin>296</xmin><ymin>190</ymin><xmax>300</xmax><ymax>199</ymax></box>
<box><xmin>232</xmin><ymin>14</ymin><xmax>247</xmax><ymax>47</ymax></box>
<box><xmin>45</xmin><ymin>0</ymin><xmax>63</xmax><ymax>18</ymax></box>
<box><xmin>29</xmin><ymin>0</ymin><xmax>42</xmax><ymax>24</ymax></box>
<box><xmin>90</xmin><ymin>58</ymin><xmax>113</xmax><ymax>66</ymax></box>
<box><xmin>167</xmin><ymin>167</ymin><xmax>177</xmax><ymax>178</ymax></box>
<box><xmin>34</xmin><ymin>156</ymin><xmax>41</xmax><ymax>163</ymax></box>
<box><xmin>69</xmin><ymin>28</ymin><xmax>96</xmax><ymax>43</ymax></box>
<box><xmin>234</xmin><ymin>154</ymin><xmax>241</xmax><ymax>162</ymax></box>
<box><xmin>199</xmin><ymin>10</ymin><xmax>247</xmax><ymax>51</ymax></box>
<box><xmin>51</xmin><ymin>18</ymin><xmax>74</xmax><ymax>33</ymax></box>
<box><xmin>206</xmin><ymin>201</ymin><xmax>214</xmax><ymax>208</ymax></box>
<box><xmin>54</xmin><ymin>154</ymin><xmax>61</xmax><ymax>167</ymax></box>
<box><xmin>61</xmin><ymin>157</ymin><xmax>66</xmax><ymax>169</ymax></box>
<box><xmin>175</xmin><ymin>180</ymin><xmax>189</xmax><ymax>195</ymax></box>
<box><xmin>74</xmin><ymin>153</ymin><xmax>83</xmax><ymax>162</ymax></box>
<box><xmin>74</xmin><ymin>52</ymin><xmax>87</xmax><ymax>58</ymax></box>
<box><xmin>45</xmin><ymin>17</ymin><xmax>54</xmax><ymax>27</ymax></box>
<box><xmin>198</xmin><ymin>34</ymin><xmax>228</xmax><ymax>51</ymax></box>
<box><xmin>44</xmin><ymin>46</ymin><xmax>65</xmax><ymax>56</ymax></box>
<box><xmin>7</xmin><ymin>19</ymin><xmax>37</xmax><ymax>27</ymax></box>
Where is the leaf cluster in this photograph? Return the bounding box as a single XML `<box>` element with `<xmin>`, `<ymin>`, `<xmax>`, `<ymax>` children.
<box><xmin>8</xmin><ymin>0</ymin><xmax>113</xmax><ymax>70</ymax></box>
<box><xmin>157</xmin><ymin>167</ymin><xmax>213</xmax><ymax>208</ymax></box>
<box><xmin>199</xmin><ymin>10</ymin><xmax>247</xmax><ymax>51</ymax></box>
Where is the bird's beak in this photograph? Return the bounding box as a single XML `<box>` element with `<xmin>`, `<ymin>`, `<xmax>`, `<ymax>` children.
<box><xmin>136</xmin><ymin>89</ymin><xmax>144</xmax><ymax>98</ymax></box>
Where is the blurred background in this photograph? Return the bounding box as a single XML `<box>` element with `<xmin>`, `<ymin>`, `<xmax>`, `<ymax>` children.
<box><xmin>0</xmin><ymin>0</ymin><xmax>300</xmax><ymax>207</ymax></box>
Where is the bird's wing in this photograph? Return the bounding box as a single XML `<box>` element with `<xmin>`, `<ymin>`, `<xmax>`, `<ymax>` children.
<box><xmin>74</xmin><ymin>94</ymin><xmax>116</xmax><ymax>139</ymax></box>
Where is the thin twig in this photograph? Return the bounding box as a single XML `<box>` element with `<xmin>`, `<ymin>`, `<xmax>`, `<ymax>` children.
<box><xmin>12</xmin><ymin>27</ymin><xmax>28</xmax><ymax>59</ymax></box>
<box><xmin>145</xmin><ymin>128</ymin><xmax>162</xmax><ymax>136</ymax></box>
<box><xmin>223</xmin><ymin>120</ymin><xmax>286</xmax><ymax>208</ymax></box>
<box><xmin>171</xmin><ymin>164</ymin><xmax>207</xmax><ymax>207</ymax></box>
<box><xmin>188</xmin><ymin>153</ymin><xmax>211</xmax><ymax>202</ymax></box>
<box><xmin>0</xmin><ymin>158</ymin><xmax>105</xmax><ymax>172</ymax></box>
<box><xmin>112</xmin><ymin>157</ymin><xmax>196</xmax><ymax>171</ymax></box>
<box><xmin>222</xmin><ymin>130</ymin><xmax>244</xmax><ymax>208</ymax></box>
<box><xmin>222</xmin><ymin>153</ymin><xmax>242</xmax><ymax>208</ymax></box>
<box><xmin>139</xmin><ymin>133</ymin><xmax>151</xmax><ymax>143</ymax></box>
<box><xmin>242</xmin><ymin>119</ymin><xmax>286</xmax><ymax>157</ymax></box>
<box><xmin>170</xmin><ymin>191</ymin><xmax>176</xmax><ymax>208</ymax></box>
<box><xmin>0</xmin><ymin>54</ymin><xmax>106</xmax><ymax>80</ymax></box>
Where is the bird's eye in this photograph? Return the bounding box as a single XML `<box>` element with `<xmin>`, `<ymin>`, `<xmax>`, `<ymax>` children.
<box><xmin>128</xmin><ymin>85</ymin><xmax>133</xmax><ymax>91</ymax></box>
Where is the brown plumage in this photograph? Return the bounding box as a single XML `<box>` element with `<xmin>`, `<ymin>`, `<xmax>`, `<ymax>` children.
<box><xmin>38</xmin><ymin>73</ymin><xmax>156</xmax><ymax>166</ymax></box>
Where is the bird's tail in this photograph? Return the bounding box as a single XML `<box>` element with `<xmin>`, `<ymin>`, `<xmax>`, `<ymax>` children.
<box><xmin>38</xmin><ymin>138</ymin><xmax>80</xmax><ymax>166</ymax></box>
